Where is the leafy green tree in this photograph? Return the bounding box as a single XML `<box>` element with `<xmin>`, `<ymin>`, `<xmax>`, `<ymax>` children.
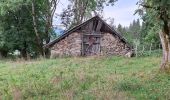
<box><xmin>0</xmin><ymin>1</ymin><xmax>39</xmax><ymax>59</ymax></box>
<box><xmin>117</xmin><ymin>24</ymin><xmax>123</xmax><ymax>33</ymax></box>
<box><xmin>31</xmin><ymin>0</ymin><xmax>59</xmax><ymax>58</ymax></box>
<box><xmin>119</xmin><ymin>19</ymin><xmax>141</xmax><ymax>45</ymax></box>
<box><xmin>128</xmin><ymin>19</ymin><xmax>141</xmax><ymax>40</ymax></box>
<box><xmin>60</xmin><ymin>0</ymin><xmax>117</xmax><ymax>28</ymax></box>
<box><xmin>137</xmin><ymin>0</ymin><xmax>170</xmax><ymax>69</ymax></box>
<box><xmin>0</xmin><ymin>0</ymin><xmax>58</xmax><ymax>59</ymax></box>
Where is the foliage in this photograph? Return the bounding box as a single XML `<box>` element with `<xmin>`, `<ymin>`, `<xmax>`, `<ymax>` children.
<box><xmin>117</xmin><ymin>18</ymin><xmax>161</xmax><ymax>53</ymax></box>
<box><xmin>116</xmin><ymin>19</ymin><xmax>141</xmax><ymax>45</ymax></box>
<box><xmin>0</xmin><ymin>1</ymin><xmax>39</xmax><ymax>58</ymax></box>
<box><xmin>139</xmin><ymin>11</ymin><xmax>160</xmax><ymax>46</ymax></box>
<box><xmin>137</xmin><ymin>0</ymin><xmax>170</xmax><ymax>68</ymax></box>
<box><xmin>0</xmin><ymin>0</ymin><xmax>58</xmax><ymax>58</ymax></box>
<box><xmin>60</xmin><ymin>0</ymin><xmax>117</xmax><ymax>28</ymax></box>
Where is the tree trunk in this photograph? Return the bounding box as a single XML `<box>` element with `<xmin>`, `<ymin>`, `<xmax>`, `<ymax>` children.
<box><xmin>43</xmin><ymin>0</ymin><xmax>58</xmax><ymax>58</ymax></box>
<box><xmin>20</xmin><ymin>42</ymin><xmax>28</xmax><ymax>60</ymax></box>
<box><xmin>159</xmin><ymin>21</ymin><xmax>170</xmax><ymax>70</ymax></box>
<box><xmin>31</xmin><ymin>0</ymin><xmax>44</xmax><ymax>57</ymax></box>
<box><xmin>0</xmin><ymin>50</ymin><xmax>8</xmax><ymax>58</ymax></box>
<box><xmin>0</xmin><ymin>52</ymin><xmax>2</xmax><ymax>59</ymax></box>
<box><xmin>45</xmin><ymin>25</ymin><xmax>51</xmax><ymax>58</ymax></box>
<box><xmin>21</xmin><ymin>49</ymin><xmax>27</xmax><ymax>60</ymax></box>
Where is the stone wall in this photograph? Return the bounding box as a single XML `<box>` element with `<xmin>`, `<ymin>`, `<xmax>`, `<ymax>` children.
<box><xmin>100</xmin><ymin>33</ymin><xmax>133</xmax><ymax>56</ymax></box>
<box><xmin>51</xmin><ymin>32</ymin><xmax>82</xmax><ymax>58</ymax></box>
<box><xmin>50</xmin><ymin>32</ymin><xmax>133</xmax><ymax>58</ymax></box>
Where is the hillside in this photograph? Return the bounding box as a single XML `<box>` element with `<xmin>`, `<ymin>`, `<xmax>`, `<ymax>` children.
<box><xmin>0</xmin><ymin>55</ymin><xmax>170</xmax><ymax>100</ymax></box>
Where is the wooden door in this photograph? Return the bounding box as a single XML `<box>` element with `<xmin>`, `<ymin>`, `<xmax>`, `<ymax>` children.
<box><xmin>82</xmin><ymin>33</ymin><xmax>101</xmax><ymax>56</ymax></box>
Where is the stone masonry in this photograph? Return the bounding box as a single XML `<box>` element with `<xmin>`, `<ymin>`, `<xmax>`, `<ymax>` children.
<box><xmin>100</xmin><ymin>33</ymin><xmax>132</xmax><ymax>56</ymax></box>
<box><xmin>50</xmin><ymin>32</ymin><xmax>132</xmax><ymax>58</ymax></box>
<box><xmin>51</xmin><ymin>32</ymin><xmax>82</xmax><ymax>58</ymax></box>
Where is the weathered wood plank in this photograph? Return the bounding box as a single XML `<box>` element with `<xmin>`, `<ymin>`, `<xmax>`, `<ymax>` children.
<box><xmin>96</xmin><ymin>20</ymin><xmax>102</xmax><ymax>32</ymax></box>
<box><xmin>88</xmin><ymin>21</ymin><xmax>94</xmax><ymax>32</ymax></box>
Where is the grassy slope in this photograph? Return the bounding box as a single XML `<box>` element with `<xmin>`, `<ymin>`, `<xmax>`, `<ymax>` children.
<box><xmin>0</xmin><ymin>56</ymin><xmax>170</xmax><ymax>100</ymax></box>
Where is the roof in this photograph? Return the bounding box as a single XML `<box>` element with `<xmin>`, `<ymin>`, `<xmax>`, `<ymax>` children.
<box><xmin>45</xmin><ymin>16</ymin><xmax>132</xmax><ymax>48</ymax></box>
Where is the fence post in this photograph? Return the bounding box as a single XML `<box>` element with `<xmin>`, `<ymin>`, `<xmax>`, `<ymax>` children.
<box><xmin>135</xmin><ymin>44</ymin><xmax>138</xmax><ymax>57</ymax></box>
<box><xmin>149</xmin><ymin>43</ymin><xmax>152</xmax><ymax>55</ymax></box>
<box><xmin>142</xmin><ymin>45</ymin><xmax>145</xmax><ymax>54</ymax></box>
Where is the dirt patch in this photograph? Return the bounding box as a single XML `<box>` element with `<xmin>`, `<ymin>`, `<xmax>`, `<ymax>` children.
<box><xmin>91</xmin><ymin>88</ymin><xmax>131</xmax><ymax>100</ymax></box>
<box><xmin>12</xmin><ymin>87</ymin><xmax>22</xmax><ymax>100</ymax></box>
<box><xmin>0</xmin><ymin>95</ymin><xmax>2</xmax><ymax>100</ymax></box>
<box><xmin>62</xmin><ymin>90</ymin><xmax>75</xmax><ymax>100</ymax></box>
<box><xmin>75</xmin><ymin>69</ymin><xmax>85</xmax><ymax>81</ymax></box>
<box><xmin>107</xmin><ymin>74</ymin><xmax>123</xmax><ymax>82</ymax></box>
<box><xmin>51</xmin><ymin>76</ymin><xmax>62</xmax><ymax>84</ymax></box>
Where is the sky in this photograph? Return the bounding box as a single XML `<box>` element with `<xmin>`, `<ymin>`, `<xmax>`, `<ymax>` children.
<box><xmin>54</xmin><ymin>0</ymin><xmax>140</xmax><ymax>28</ymax></box>
<box><xmin>103</xmin><ymin>0</ymin><xmax>140</xmax><ymax>26</ymax></box>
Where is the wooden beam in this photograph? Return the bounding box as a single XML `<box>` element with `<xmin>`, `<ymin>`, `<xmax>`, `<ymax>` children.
<box><xmin>88</xmin><ymin>21</ymin><xmax>94</xmax><ymax>33</ymax></box>
<box><xmin>96</xmin><ymin>20</ymin><xmax>102</xmax><ymax>32</ymax></box>
<box><xmin>83</xmin><ymin>34</ymin><xmax>102</xmax><ymax>36</ymax></box>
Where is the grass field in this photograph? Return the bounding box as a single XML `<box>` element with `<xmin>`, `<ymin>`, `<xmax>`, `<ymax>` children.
<box><xmin>0</xmin><ymin>55</ymin><xmax>170</xmax><ymax>100</ymax></box>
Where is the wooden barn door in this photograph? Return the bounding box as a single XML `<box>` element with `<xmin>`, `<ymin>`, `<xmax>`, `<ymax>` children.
<box><xmin>82</xmin><ymin>33</ymin><xmax>101</xmax><ymax>56</ymax></box>
<box><xmin>81</xmin><ymin>19</ymin><xmax>103</xmax><ymax>56</ymax></box>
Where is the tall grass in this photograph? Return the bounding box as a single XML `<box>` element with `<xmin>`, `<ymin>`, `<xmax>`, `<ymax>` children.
<box><xmin>0</xmin><ymin>54</ymin><xmax>170</xmax><ymax>100</ymax></box>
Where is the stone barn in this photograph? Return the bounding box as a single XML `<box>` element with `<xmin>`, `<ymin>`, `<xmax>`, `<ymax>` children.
<box><xmin>45</xmin><ymin>16</ymin><xmax>133</xmax><ymax>58</ymax></box>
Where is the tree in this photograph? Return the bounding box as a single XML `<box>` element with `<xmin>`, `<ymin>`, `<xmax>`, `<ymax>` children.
<box><xmin>31</xmin><ymin>0</ymin><xmax>44</xmax><ymax>57</ymax></box>
<box><xmin>140</xmin><ymin>20</ymin><xmax>160</xmax><ymax>46</ymax></box>
<box><xmin>60</xmin><ymin>0</ymin><xmax>117</xmax><ymax>28</ymax></box>
<box><xmin>138</xmin><ymin>0</ymin><xmax>170</xmax><ymax>69</ymax></box>
<box><xmin>107</xmin><ymin>17</ymin><xmax>116</xmax><ymax>28</ymax></box>
<box><xmin>31</xmin><ymin>0</ymin><xmax>59</xmax><ymax>58</ymax></box>
<box><xmin>128</xmin><ymin>19</ymin><xmax>141</xmax><ymax>40</ymax></box>
<box><xmin>117</xmin><ymin>24</ymin><xmax>123</xmax><ymax>33</ymax></box>
<box><xmin>0</xmin><ymin>0</ymin><xmax>37</xmax><ymax>59</ymax></box>
<box><xmin>0</xmin><ymin>0</ymin><xmax>59</xmax><ymax>59</ymax></box>
<box><xmin>0</xmin><ymin>1</ymin><xmax>44</xmax><ymax>59</ymax></box>
<box><xmin>120</xmin><ymin>19</ymin><xmax>142</xmax><ymax>45</ymax></box>
<box><xmin>41</xmin><ymin>0</ymin><xmax>59</xmax><ymax>58</ymax></box>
